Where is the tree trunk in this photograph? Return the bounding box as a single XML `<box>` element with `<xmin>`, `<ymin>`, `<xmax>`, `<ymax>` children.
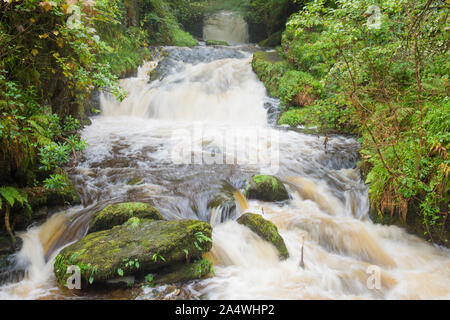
<box><xmin>4</xmin><ymin>204</ymin><xmax>16</xmax><ymax>245</ymax></box>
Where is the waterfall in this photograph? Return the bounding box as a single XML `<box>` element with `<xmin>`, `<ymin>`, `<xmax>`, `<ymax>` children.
<box><xmin>203</xmin><ymin>11</ymin><xmax>249</xmax><ymax>44</ymax></box>
<box><xmin>1</xmin><ymin>44</ymin><xmax>449</xmax><ymax>300</ymax></box>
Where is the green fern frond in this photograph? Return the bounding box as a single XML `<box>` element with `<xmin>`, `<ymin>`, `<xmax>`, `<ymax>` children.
<box><xmin>0</xmin><ymin>186</ymin><xmax>28</xmax><ymax>208</ymax></box>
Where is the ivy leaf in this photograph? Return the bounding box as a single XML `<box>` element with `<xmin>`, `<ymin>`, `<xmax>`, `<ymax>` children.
<box><xmin>117</xmin><ymin>268</ymin><xmax>124</xmax><ymax>277</ymax></box>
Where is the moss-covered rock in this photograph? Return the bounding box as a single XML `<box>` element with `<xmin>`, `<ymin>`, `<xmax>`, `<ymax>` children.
<box><xmin>12</xmin><ymin>184</ymin><xmax>81</xmax><ymax>231</ymax></box>
<box><xmin>149</xmin><ymin>63</ymin><xmax>165</xmax><ymax>82</ymax></box>
<box><xmin>258</xmin><ymin>31</ymin><xmax>282</xmax><ymax>48</ymax></box>
<box><xmin>126</xmin><ymin>177</ymin><xmax>143</xmax><ymax>186</ymax></box>
<box><xmin>88</xmin><ymin>202</ymin><xmax>164</xmax><ymax>234</ymax></box>
<box><xmin>244</xmin><ymin>175</ymin><xmax>289</xmax><ymax>202</ymax></box>
<box><xmin>205</xmin><ymin>40</ymin><xmax>229</xmax><ymax>46</ymax></box>
<box><xmin>237</xmin><ymin>213</ymin><xmax>289</xmax><ymax>260</ymax></box>
<box><xmin>54</xmin><ymin>218</ymin><xmax>212</xmax><ymax>286</ymax></box>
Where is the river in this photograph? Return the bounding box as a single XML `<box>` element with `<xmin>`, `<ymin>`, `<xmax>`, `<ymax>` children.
<box><xmin>0</xmin><ymin>11</ymin><xmax>449</xmax><ymax>300</ymax></box>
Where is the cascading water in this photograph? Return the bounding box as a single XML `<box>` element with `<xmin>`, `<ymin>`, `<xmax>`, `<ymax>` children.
<box><xmin>203</xmin><ymin>11</ymin><xmax>249</xmax><ymax>44</ymax></box>
<box><xmin>1</xmin><ymin>43</ymin><xmax>449</xmax><ymax>299</ymax></box>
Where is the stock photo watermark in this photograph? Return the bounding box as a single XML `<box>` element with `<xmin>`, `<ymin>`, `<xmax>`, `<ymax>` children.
<box><xmin>66</xmin><ymin>265</ymin><xmax>81</xmax><ymax>290</ymax></box>
<box><xmin>365</xmin><ymin>5</ymin><xmax>382</xmax><ymax>30</ymax></box>
<box><xmin>169</xmin><ymin>122</ymin><xmax>280</xmax><ymax>175</ymax></box>
<box><xmin>366</xmin><ymin>265</ymin><xmax>381</xmax><ymax>290</ymax></box>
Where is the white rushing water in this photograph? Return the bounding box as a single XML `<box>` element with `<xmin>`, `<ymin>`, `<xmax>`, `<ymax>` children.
<box><xmin>1</xmin><ymin>43</ymin><xmax>449</xmax><ymax>300</ymax></box>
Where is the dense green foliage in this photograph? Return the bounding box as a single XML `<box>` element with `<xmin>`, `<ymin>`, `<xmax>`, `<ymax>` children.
<box><xmin>0</xmin><ymin>0</ymin><xmax>199</xmax><ymax>241</ymax></box>
<box><xmin>1</xmin><ymin>0</ymin><xmax>447</xmax><ymax>251</ymax></box>
<box><xmin>259</xmin><ymin>0</ymin><xmax>448</xmax><ymax>244</ymax></box>
<box><xmin>141</xmin><ymin>0</ymin><xmax>198</xmax><ymax>46</ymax></box>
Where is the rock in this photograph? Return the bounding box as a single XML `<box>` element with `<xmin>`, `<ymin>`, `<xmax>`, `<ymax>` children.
<box><xmin>149</xmin><ymin>63</ymin><xmax>166</xmax><ymax>82</ymax></box>
<box><xmin>0</xmin><ymin>254</ymin><xmax>26</xmax><ymax>286</ymax></box>
<box><xmin>244</xmin><ymin>175</ymin><xmax>289</xmax><ymax>202</ymax></box>
<box><xmin>207</xmin><ymin>182</ymin><xmax>240</xmax><ymax>223</ymax></box>
<box><xmin>0</xmin><ymin>235</ymin><xmax>26</xmax><ymax>286</ymax></box>
<box><xmin>54</xmin><ymin>219</ymin><xmax>212</xmax><ymax>286</ymax></box>
<box><xmin>253</xmin><ymin>51</ymin><xmax>283</xmax><ymax>64</ymax></box>
<box><xmin>88</xmin><ymin>202</ymin><xmax>164</xmax><ymax>233</ymax></box>
<box><xmin>205</xmin><ymin>40</ymin><xmax>229</xmax><ymax>46</ymax></box>
<box><xmin>152</xmin><ymin>258</ymin><xmax>213</xmax><ymax>285</ymax></box>
<box><xmin>237</xmin><ymin>213</ymin><xmax>289</xmax><ymax>259</ymax></box>
<box><xmin>12</xmin><ymin>183</ymin><xmax>81</xmax><ymax>231</ymax></box>
<box><xmin>126</xmin><ymin>177</ymin><xmax>143</xmax><ymax>186</ymax></box>
<box><xmin>258</xmin><ymin>31</ymin><xmax>282</xmax><ymax>48</ymax></box>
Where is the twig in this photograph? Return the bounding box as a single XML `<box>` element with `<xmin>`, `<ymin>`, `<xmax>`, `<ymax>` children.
<box><xmin>299</xmin><ymin>234</ymin><xmax>305</xmax><ymax>269</ymax></box>
<box><xmin>57</xmin><ymin>135</ymin><xmax>77</xmax><ymax>168</ymax></box>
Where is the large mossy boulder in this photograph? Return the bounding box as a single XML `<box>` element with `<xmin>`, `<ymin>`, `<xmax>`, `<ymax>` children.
<box><xmin>54</xmin><ymin>218</ymin><xmax>212</xmax><ymax>285</ymax></box>
<box><xmin>88</xmin><ymin>202</ymin><xmax>164</xmax><ymax>233</ymax></box>
<box><xmin>244</xmin><ymin>175</ymin><xmax>289</xmax><ymax>202</ymax></box>
<box><xmin>237</xmin><ymin>213</ymin><xmax>289</xmax><ymax>260</ymax></box>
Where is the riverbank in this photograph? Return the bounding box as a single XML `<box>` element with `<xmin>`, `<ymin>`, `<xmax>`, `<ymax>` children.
<box><xmin>250</xmin><ymin>0</ymin><xmax>449</xmax><ymax>247</ymax></box>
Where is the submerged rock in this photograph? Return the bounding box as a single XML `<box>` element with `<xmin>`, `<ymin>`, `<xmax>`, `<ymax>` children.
<box><xmin>54</xmin><ymin>218</ymin><xmax>212</xmax><ymax>286</ymax></box>
<box><xmin>126</xmin><ymin>177</ymin><xmax>143</xmax><ymax>186</ymax></box>
<box><xmin>0</xmin><ymin>235</ymin><xmax>25</xmax><ymax>286</ymax></box>
<box><xmin>88</xmin><ymin>202</ymin><xmax>164</xmax><ymax>233</ymax></box>
<box><xmin>244</xmin><ymin>175</ymin><xmax>289</xmax><ymax>202</ymax></box>
<box><xmin>0</xmin><ymin>254</ymin><xmax>26</xmax><ymax>286</ymax></box>
<box><xmin>207</xmin><ymin>182</ymin><xmax>241</xmax><ymax>224</ymax></box>
<box><xmin>237</xmin><ymin>213</ymin><xmax>289</xmax><ymax>259</ymax></box>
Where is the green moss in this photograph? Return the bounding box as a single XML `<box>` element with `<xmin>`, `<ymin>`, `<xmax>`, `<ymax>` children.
<box><xmin>278</xmin><ymin>96</ymin><xmax>355</xmax><ymax>133</ymax></box>
<box><xmin>252</xmin><ymin>175</ymin><xmax>279</xmax><ymax>191</ymax></box>
<box><xmin>237</xmin><ymin>213</ymin><xmax>289</xmax><ymax>260</ymax></box>
<box><xmin>126</xmin><ymin>177</ymin><xmax>143</xmax><ymax>186</ymax></box>
<box><xmin>277</xmin><ymin>70</ymin><xmax>322</xmax><ymax>106</ymax></box>
<box><xmin>172</xmin><ymin>28</ymin><xmax>198</xmax><ymax>47</ymax></box>
<box><xmin>278</xmin><ymin>108</ymin><xmax>306</xmax><ymax>127</ymax></box>
<box><xmin>251</xmin><ymin>51</ymin><xmax>288</xmax><ymax>98</ymax></box>
<box><xmin>88</xmin><ymin>202</ymin><xmax>164</xmax><ymax>233</ymax></box>
<box><xmin>153</xmin><ymin>258</ymin><xmax>213</xmax><ymax>284</ymax></box>
<box><xmin>252</xmin><ymin>51</ymin><xmax>322</xmax><ymax>107</ymax></box>
<box><xmin>205</xmin><ymin>40</ymin><xmax>229</xmax><ymax>46</ymax></box>
<box><xmin>245</xmin><ymin>175</ymin><xmax>289</xmax><ymax>202</ymax></box>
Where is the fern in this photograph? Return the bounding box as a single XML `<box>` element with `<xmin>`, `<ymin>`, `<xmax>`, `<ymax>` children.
<box><xmin>0</xmin><ymin>186</ymin><xmax>27</xmax><ymax>209</ymax></box>
<box><xmin>0</xmin><ymin>186</ymin><xmax>28</xmax><ymax>244</ymax></box>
